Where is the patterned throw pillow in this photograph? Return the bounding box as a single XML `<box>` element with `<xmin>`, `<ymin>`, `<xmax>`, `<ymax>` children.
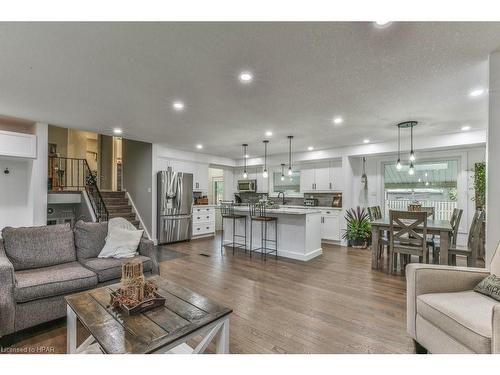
<box><xmin>474</xmin><ymin>274</ymin><xmax>500</xmax><ymax>302</ymax></box>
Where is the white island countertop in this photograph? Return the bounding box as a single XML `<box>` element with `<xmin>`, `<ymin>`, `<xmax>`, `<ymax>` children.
<box><xmin>230</xmin><ymin>206</ymin><xmax>321</xmax><ymax>215</ymax></box>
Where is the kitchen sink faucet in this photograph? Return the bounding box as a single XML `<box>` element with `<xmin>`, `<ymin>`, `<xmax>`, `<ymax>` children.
<box><xmin>277</xmin><ymin>191</ymin><xmax>286</xmax><ymax>205</ymax></box>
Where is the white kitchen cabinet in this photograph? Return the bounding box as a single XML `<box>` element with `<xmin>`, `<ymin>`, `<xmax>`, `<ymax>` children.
<box><xmin>300</xmin><ymin>161</ymin><xmax>343</xmax><ymax>192</ymax></box>
<box><xmin>300</xmin><ymin>167</ymin><xmax>316</xmax><ymax>192</ymax></box>
<box><xmin>192</xmin><ymin>205</ymin><xmax>216</xmax><ymax>238</ymax></box>
<box><xmin>256</xmin><ymin>166</ymin><xmax>269</xmax><ymax>193</ymax></box>
<box><xmin>320</xmin><ymin>209</ymin><xmax>341</xmax><ymax>241</ymax></box>
<box><xmin>0</xmin><ymin>130</ymin><xmax>37</xmax><ymax>159</ymax></box>
<box><xmin>193</xmin><ymin>163</ymin><xmax>208</xmax><ymax>191</ymax></box>
<box><xmin>315</xmin><ymin>165</ymin><xmax>331</xmax><ymax>191</ymax></box>
<box><xmin>331</xmin><ymin>165</ymin><xmax>344</xmax><ymax>191</ymax></box>
<box><xmin>162</xmin><ymin>159</ymin><xmax>208</xmax><ymax>192</ymax></box>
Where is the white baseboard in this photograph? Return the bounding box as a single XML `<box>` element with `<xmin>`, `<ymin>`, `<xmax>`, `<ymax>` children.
<box><xmin>222</xmin><ymin>239</ymin><xmax>322</xmax><ymax>261</ymax></box>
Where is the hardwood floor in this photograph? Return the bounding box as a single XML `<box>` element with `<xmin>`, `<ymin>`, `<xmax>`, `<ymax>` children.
<box><xmin>1</xmin><ymin>235</ymin><xmax>415</xmax><ymax>354</ymax></box>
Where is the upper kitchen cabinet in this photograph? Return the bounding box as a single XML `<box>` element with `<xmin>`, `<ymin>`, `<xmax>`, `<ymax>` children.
<box><xmin>0</xmin><ymin>130</ymin><xmax>37</xmax><ymax>159</ymax></box>
<box><xmin>158</xmin><ymin>158</ymin><xmax>209</xmax><ymax>191</ymax></box>
<box><xmin>300</xmin><ymin>160</ymin><xmax>343</xmax><ymax>192</ymax></box>
<box><xmin>192</xmin><ymin>163</ymin><xmax>208</xmax><ymax>191</ymax></box>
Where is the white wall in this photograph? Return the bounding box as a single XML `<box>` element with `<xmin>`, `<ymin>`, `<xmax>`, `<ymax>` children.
<box><xmin>0</xmin><ymin>122</ymin><xmax>48</xmax><ymax>232</ymax></box>
<box><xmin>487</xmin><ymin>51</ymin><xmax>500</xmax><ymax>265</ymax></box>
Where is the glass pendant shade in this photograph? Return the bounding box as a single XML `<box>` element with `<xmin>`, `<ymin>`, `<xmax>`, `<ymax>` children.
<box><xmin>409</xmin><ymin>151</ymin><xmax>415</xmax><ymax>162</ymax></box>
<box><xmin>281</xmin><ymin>164</ymin><xmax>285</xmax><ymax>181</ymax></box>
<box><xmin>408</xmin><ymin>162</ymin><xmax>415</xmax><ymax>175</ymax></box>
<box><xmin>396</xmin><ymin>159</ymin><xmax>402</xmax><ymax>170</ymax></box>
<box><xmin>262</xmin><ymin>140</ymin><xmax>269</xmax><ymax>178</ymax></box>
<box><xmin>242</xmin><ymin>143</ymin><xmax>248</xmax><ymax>179</ymax></box>
<box><xmin>287</xmin><ymin>167</ymin><xmax>292</xmax><ymax>176</ymax></box>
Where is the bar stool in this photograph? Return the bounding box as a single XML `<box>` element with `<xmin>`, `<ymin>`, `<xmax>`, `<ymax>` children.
<box><xmin>249</xmin><ymin>203</ymin><xmax>278</xmax><ymax>260</ymax></box>
<box><xmin>220</xmin><ymin>202</ymin><xmax>247</xmax><ymax>255</ymax></box>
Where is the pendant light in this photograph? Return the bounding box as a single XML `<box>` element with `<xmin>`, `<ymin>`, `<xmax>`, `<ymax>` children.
<box><xmin>396</xmin><ymin>126</ymin><xmax>402</xmax><ymax>170</ymax></box>
<box><xmin>409</xmin><ymin>124</ymin><xmax>416</xmax><ymax>162</ymax></box>
<box><xmin>262</xmin><ymin>140</ymin><xmax>269</xmax><ymax>179</ymax></box>
<box><xmin>287</xmin><ymin>135</ymin><xmax>294</xmax><ymax>176</ymax></box>
<box><xmin>396</xmin><ymin>121</ymin><xmax>418</xmax><ymax>175</ymax></box>
<box><xmin>280</xmin><ymin>163</ymin><xmax>285</xmax><ymax>181</ymax></box>
<box><xmin>242</xmin><ymin>144</ymin><xmax>248</xmax><ymax>179</ymax></box>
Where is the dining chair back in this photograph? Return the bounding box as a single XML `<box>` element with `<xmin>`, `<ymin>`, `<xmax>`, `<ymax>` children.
<box><xmin>420</xmin><ymin>206</ymin><xmax>435</xmax><ymax>220</ymax></box>
<box><xmin>467</xmin><ymin>210</ymin><xmax>484</xmax><ymax>253</ymax></box>
<box><xmin>388</xmin><ymin>210</ymin><xmax>428</xmax><ymax>274</ymax></box>
<box><xmin>450</xmin><ymin>208</ymin><xmax>463</xmax><ymax>246</ymax></box>
<box><xmin>367</xmin><ymin>206</ymin><xmax>382</xmax><ymax>221</ymax></box>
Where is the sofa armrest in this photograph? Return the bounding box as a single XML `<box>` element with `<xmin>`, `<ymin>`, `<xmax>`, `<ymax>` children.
<box><xmin>0</xmin><ymin>241</ymin><xmax>16</xmax><ymax>337</ymax></box>
<box><xmin>493</xmin><ymin>304</ymin><xmax>500</xmax><ymax>354</ymax></box>
<box><xmin>138</xmin><ymin>238</ymin><xmax>159</xmax><ymax>275</ymax></box>
<box><xmin>406</xmin><ymin>263</ymin><xmax>489</xmax><ymax>340</ymax></box>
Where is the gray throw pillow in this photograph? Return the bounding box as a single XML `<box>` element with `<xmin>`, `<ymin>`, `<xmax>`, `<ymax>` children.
<box><xmin>474</xmin><ymin>274</ymin><xmax>500</xmax><ymax>302</ymax></box>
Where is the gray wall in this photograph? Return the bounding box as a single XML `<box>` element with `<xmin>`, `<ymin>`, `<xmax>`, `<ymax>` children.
<box><xmin>99</xmin><ymin>134</ymin><xmax>113</xmax><ymax>190</ymax></box>
<box><xmin>122</xmin><ymin>138</ymin><xmax>153</xmax><ymax>235</ymax></box>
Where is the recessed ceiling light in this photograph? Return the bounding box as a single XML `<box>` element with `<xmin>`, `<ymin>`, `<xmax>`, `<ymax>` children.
<box><xmin>308</xmin><ymin>146</ymin><xmax>314</xmax><ymax>151</ymax></box>
<box><xmin>469</xmin><ymin>89</ymin><xmax>485</xmax><ymax>97</ymax></box>
<box><xmin>196</xmin><ymin>144</ymin><xmax>203</xmax><ymax>150</ymax></box>
<box><xmin>172</xmin><ymin>101</ymin><xmax>185</xmax><ymax>111</ymax></box>
<box><xmin>265</xmin><ymin>131</ymin><xmax>273</xmax><ymax>137</ymax></box>
<box><xmin>461</xmin><ymin>125</ymin><xmax>471</xmax><ymax>131</ymax></box>
<box><xmin>333</xmin><ymin>117</ymin><xmax>343</xmax><ymax>125</ymax></box>
<box><xmin>374</xmin><ymin>21</ymin><xmax>392</xmax><ymax>28</ymax></box>
<box><xmin>113</xmin><ymin>128</ymin><xmax>122</xmax><ymax>135</ymax></box>
<box><xmin>363</xmin><ymin>139</ymin><xmax>370</xmax><ymax>144</ymax></box>
<box><xmin>239</xmin><ymin>71</ymin><xmax>253</xmax><ymax>83</ymax></box>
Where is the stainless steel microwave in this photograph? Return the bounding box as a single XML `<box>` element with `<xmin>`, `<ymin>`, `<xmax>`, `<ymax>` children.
<box><xmin>237</xmin><ymin>179</ymin><xmax>257</xmax><ymax>192</ymax></box>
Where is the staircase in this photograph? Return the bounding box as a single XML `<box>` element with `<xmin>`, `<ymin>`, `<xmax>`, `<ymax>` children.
<box><xmin>100</xmin><ymin>191</ymin><xmax>140</xmax><ymax>228</ymax></box>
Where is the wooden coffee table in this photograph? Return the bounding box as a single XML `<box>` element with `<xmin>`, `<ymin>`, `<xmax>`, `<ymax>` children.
<box><xmin>65</xmin><ymin>276</ymin><xmax>232</xmax><ymax>354</ymax></box>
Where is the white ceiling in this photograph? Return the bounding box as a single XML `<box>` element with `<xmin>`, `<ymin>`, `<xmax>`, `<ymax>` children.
<box><xmin>0</xmin><ymin>22</ymin><xmax>499</xmax><ymax>159</ymax></box>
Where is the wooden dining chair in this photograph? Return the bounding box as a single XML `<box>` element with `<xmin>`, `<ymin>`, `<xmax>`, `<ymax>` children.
<box><xmin>420</xmin><ymin>206</ymin><xmax>435</xmax><ymax>219</ymax></box>
<box><xmin>389</xmin><ymin>210</ymin><xmax>428</xmax><ymax>275</ymax></box>
<box><xmin>448</xmin><ymin>209</ymin><xmax>484</xmax><ymax>267</ymax></box>
<box><xmin>368</xmin><ymin>205</ymin><xmax>387</xmax><ymax>267</ymax></box>
<box><xmin>367</xmin><ymin>206</ymin><xmax>382</xmax><ymax>221</ymax></box>
<box><xmin>450</xmin><ymin>208</ymin><xmax>463</xmax><ymax>247</ymax></box>
<box><xmin>432</xmin><ymin>208</ymin><xmax>463</xmax><ymax>264</ymax></box>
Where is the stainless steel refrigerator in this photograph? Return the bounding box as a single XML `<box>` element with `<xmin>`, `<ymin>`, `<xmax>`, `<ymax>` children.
<box><xmin>157</xmin><ymin>169</ymin><xmax>193</xmax><ymax>244</ymax></box>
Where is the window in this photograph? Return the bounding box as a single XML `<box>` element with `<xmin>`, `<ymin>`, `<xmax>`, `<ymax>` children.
<box><xmin>384</xmin><ymin>159</ymin><xmax>458</xmax><ymax>220</ymax></box>
<box><xmin>272</xmin><ymin>170</ymin><xmax>301</xmax><ymax>195</ymax></box>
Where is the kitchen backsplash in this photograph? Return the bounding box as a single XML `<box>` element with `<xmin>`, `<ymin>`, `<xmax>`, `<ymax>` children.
<box><xmin>237</xmin><ymin>192</ymin><xmax>342</xmax><ymax>207</ymax></box>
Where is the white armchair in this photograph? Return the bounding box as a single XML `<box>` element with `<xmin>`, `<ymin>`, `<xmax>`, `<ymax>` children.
<box><xmin>407</xmin><ymin>242</ymin><xmax>500</xmax><ymax>353</ymax></box>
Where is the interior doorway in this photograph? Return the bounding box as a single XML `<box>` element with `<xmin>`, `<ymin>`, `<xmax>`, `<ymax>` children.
<box><xmin>208</xmin><ymin>168</ymin><xmax>224</xmax><ymax>230</ymax></box>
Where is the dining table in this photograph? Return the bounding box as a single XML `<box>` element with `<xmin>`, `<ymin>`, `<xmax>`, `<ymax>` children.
<box><xmin>370</xmin><ymin>217</ymin><xmax>453</xmax><ymax>270</ymax></box>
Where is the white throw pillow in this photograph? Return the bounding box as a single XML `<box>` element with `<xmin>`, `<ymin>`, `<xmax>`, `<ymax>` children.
<box><xmin>98</xmin><ymin>218</ymin><xmax>144</xmax><ymax>259</ymax></box>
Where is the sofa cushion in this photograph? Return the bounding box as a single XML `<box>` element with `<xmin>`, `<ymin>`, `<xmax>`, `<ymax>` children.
<box><xmin>14</xmin><ymin>261</ymin><xmax>97</xmax><ymax>303</ymax></box>
<box><xmin>417</xmin><ymin>291</ymin><xmax>496</xmax><ymax>353</ymax></box>
<box><xmin>80</xmin><ymin>255</ymin><xmax>152</xmax><ymax>283</ymax></box>
<box><xmin>2</xmin><ymin>224</ymin><xmax>76</xmax><ymax>271</ymax></box>
<box><xmin>74</xmin><ymin>220</ymin><xmax>108</xmax><ymax>260</ymax></box>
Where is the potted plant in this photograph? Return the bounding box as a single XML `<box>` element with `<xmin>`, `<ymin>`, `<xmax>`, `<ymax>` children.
<box><xmin>342</xmin><ymin>206</ymin><xmax>371</xmax><ymax>248</ymax></box>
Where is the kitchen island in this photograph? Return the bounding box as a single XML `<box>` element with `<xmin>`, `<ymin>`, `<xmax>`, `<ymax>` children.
<box><xmin>220</xmin><ymin>206</ymin><xmax>322</xmax><ymax>261</ymax></box>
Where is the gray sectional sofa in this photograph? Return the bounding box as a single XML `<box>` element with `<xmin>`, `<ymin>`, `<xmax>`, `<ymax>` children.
<box><xmin>0</xmin><ymin>221</ymin><xmax>158</xmax><ymax>338</ymax></box>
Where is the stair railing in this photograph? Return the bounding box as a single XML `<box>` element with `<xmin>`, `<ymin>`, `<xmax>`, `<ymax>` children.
<box><xmin>48</xmin><ymin>156</ymin><xmax>109</xmax><ymax>222</ymax></box>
